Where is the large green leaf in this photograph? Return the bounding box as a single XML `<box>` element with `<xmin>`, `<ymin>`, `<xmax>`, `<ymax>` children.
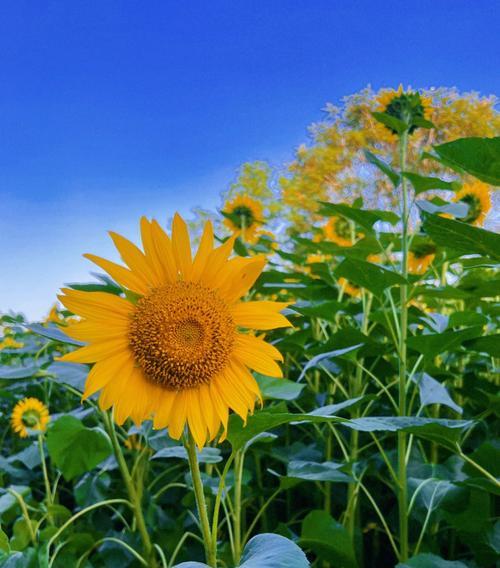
<box><xmin>317</xmin><ymin>202</ymin><xmax>399</xmax><ymax>233</ymax></box>
<box><xmin>433</xmin><ymin>137</ymin><xmax>500</xmax><ymax>185</ymax></box>
<box><xmin>371</xmin><ymin>111</ymin><xmax>407</xmax><ymax>135</ymax></box>
<box><xmin>406</xmin><ymin>326</ymin><xmax>483</xmax><ymax>358</ymax></box>
<box><xmin>226</xmin><ymin>411</ymin><xmax>345</xmax><ymax>451</ymax></box>
<box><xmin>298</xmin><ymin>344</ymin><xmax>362</xmax><ymax>381</ymax></box>
<box><xmin>364</xmin><ymin>150</ymin><xmax>400</xmax><ymax>187</ymax></box>
<box><xmin>421</xmin><ymin>212</ymin><xmax>500</xmax><ymax>260</ymax></box>
<box><xmin>346</xmin><ymin>417</ymin><xmax>473</xmax><ymax>450</ymax></box>
<box><xmin>174</xmin><ymin>533</ymin><xmax>309</xmax><ymax>568</ymax></box>
<box><xmin>396</xmin><ymin>552</ymin><xmax>469</xmax><ymax>568</ymax></box>
<box><xmin>0</xmin><ymin>364</ymin><xmax>41</xmax><ymax>380</ymax></box>
<box><xmin>335</xmin><ymin>258</ymin><xmax>407</xmax><ymax>297</ymax></box>
<box><xmin>152</xmin><ymin>446</ymin><xmax>222</xmax><ymax>464</ymax></box>
<box><xmin>286</xmin><ymin>460</ymin><xmax>352</xmax><ymax>483</ymax></box>
<box><xmin>300</xmin><ymin>510</ymin><xmax>356</xmax><ymax>567</ymax></box>
<box><xmin>29</xmin><ymin>323</ymin><xmax>84</xmax><ymax>346</ymax></box>
<box><xmin>46</xmin><ymin>416</ymin><xmax>112</xmax><ymax>480</ymax></box>
<box><xmin>402</xmin><ymin>172</ymin><xmax>458</xmax><ymax>194</ymax></box>
<box><xmin>256</xmin><ymin>376</ymin><xmax>305</xmax><ymax>401</ymax></box>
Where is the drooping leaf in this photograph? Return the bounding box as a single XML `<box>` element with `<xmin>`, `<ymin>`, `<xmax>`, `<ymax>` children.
<box><xmin>406</xmin><ymin>326</ymin><xmax>483</xmax><ymax>358</ymax></box>
<box><xmin>0</xmin><ymin>363</ymin><xmax>41</xmax><ymax>380</ymax></box>
<box><xmin>335</xmin><ymin>258</ymin><xmax>407</xmax><ymax>297</ymax></box>
<box><xmin>412</xmin><ymin>373</ymin><xmax>462</xmax><ymax>414</ymax></box>
<box><xmin>396</xmin><ymin>552</ymin><xmax>469</xmax><ymax>568</ymax></box>
<box><xmin>371</xmin><ymin>111</ymin><xmax>408</xmax><ymax>135</ymax></box>
<box><xmin>152</xmin><ymin>446</ymin><xmax>222</xmax><ymax>464</ymax></box>
<box><xmin>317</xmin><ymin>202</ymin><xmax>399</xmax><ymax>233</ymax></box>
<box><xmin>297</xmin><ymin>344</ymin><xmax>362</xmax><ymax>381</ymax></box>
<box><xmin>286</xmin><ymin>460</ymin><xmax>352</xmax><ymax>483</ymax></box>
<box><xmin>239</xmin><ymin>533</ymin><xmax>310</xmax><ymax>568</ymax></box>
<box><xmin>421</xmin><ymin>212</ymin><xmax>500</xmax><ymax>260</ymax></box>
<box><xmin>256</xmin><ymin>376</ymin><xmax>305</xmax><ymax>401</ymax></box>
<box><xmin>46</xmin><ymin>416</ymin><xmax>112</xmax><ymax>480</ymax></box>
<box><xmin>29</xmin><ymin>323</ymin><xmax>84</xmax><ymax>346</ymax></box>
<box><xmin>300</xmin><ymin>510</ymin><xmax>356</xmax><ymax>567</ymax></box>
<box><xmin>433</xmin><ymin>136</ymin><xmax>500</xmax><ymax>185</ymax></box>
<box><xmin>403</xmin><ymin>172</ymin><xmax>458</xmax><ymax>194</ymax></box>
<box><xmin>364</xmin><ymin>150</ymin><xmax>400</xmax><ymax>187</ymax></box>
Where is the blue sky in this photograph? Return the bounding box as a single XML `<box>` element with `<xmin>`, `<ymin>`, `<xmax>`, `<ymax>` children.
<box><xmin>1</xmin><ymin>1</ymin><xmax>499</xmax><ymax>320</ymax></box>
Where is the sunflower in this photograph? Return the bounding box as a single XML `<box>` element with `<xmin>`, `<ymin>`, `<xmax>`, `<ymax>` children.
<box><xmin>338</xmin><ymin>277</ymin><xmax>362</xmax><ymax>299</ymax></box>
<box><xmin>0</xmin><ymin>336</ymin><xmax>24</xmax><ymax>350</ymax></box>
<box><xmin>454</xmin><ymin>181</ymin><xmax>492</xmax><ymax>226</ymax></box>
<box><xmin>375</xmin><ymin>86</ymin><xmax>432</xmax><ymax>136</ymax></box>
<box><xmin>324</xmin><ymin>216</ymin><xmax>360</xmax><ymax>247</ymax></box>
<box><xmin>223</xmin><ymin>195</ymin><xmax>263</xmax><ymax>243</ymax></box>
<box><xmin>11</xmin><ymin>397</ymin><xmax>50</xmax><ymax>438</ymax></box>
<box><xmin>58</xmin><ymin>214</ymin><xmax>291</xmax><ymax>449</ymax></box>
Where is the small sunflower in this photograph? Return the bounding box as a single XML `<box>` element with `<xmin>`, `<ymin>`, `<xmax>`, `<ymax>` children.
<box><xmin>408</xmin><ymin>242</ymin><xmax>437</xmax><ymax>275</ymax></box>
<box><xmin>58</xmin><ymin>214</ymin><xmax>291</xmax><ymax>449</ymax></box>
<box><xmin>454</xmin><ymin>181</ymin><xmax>492</xmax><ymax>226</ymax></box>
<box><xmin>324</xmin><ymin>216</ymin><xmax>360</xmax><ymax>247</ymax></box>
<box><xmin>0</xmin><ymin>336</ymin><xmax>24</xmax><ymax>350</ymax></box>
<box><xmin>223</xmin><ymin>195</ymin><xmax>264</xmax><ymax>243</ymax></box>
<box><xmin>338</xmin><ymin>277</ymin><xmax>362</xmax><ymax>299</ymax></box>
<box><xmin>11</xmin><ymin>397</ymin><xmax>50</xmax><ymax>438</ymax></box>
<box><xmin>376</xmin><ymin>86</ymin><xmax>432</xmax><ymax>135</ymax></box>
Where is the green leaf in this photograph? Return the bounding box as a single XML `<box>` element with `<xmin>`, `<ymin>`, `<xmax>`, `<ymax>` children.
<box><xmin>421</xmin><ymin>212</ymin><xmax>500</xmax><ymax>260</ymax></box>
<box><xmin>0</xmin><ymin>528</ymin><xmax>9</xmax><ymax>553</ymax></box>
<box><xmin>46</xmin><ymin>416</ymin><xmax>112</xmax><ymax>480</ymax></box>
<box><xmin>0</xmin><ymin>364</ymin><xmax>40</xmax><ymax>380</ymax></box>
<box><xmin>346</xmin><ymin>417</ymin><xmax>473</xmax><ymax>451</ymax></box>
<box><xmin>0</xmin><ymin>486</ymin><xmax>30</xmax><ymax>515</ymax></box>
<box><xmin>402</xmin><ymin>172</ymin><xmax>457</xmax><ymax>195</ymax></box>
<box><xmin>152</xmin><ymin>446</ymin><xmax>222</xmax><ymax>464</ymax></box>
<box><xmin>318</xmin><ymin>202</ymin><xmax>399</xmax><ymax>233</ymax></box>
<box><xmin>28</xmin><ymin>323</ymin><xmax>84</xmax><ymax>346</ymax></box>
<box><xmin>298</xmin><ymin>344</ymin><xmax>362</xmax><ymax>381</ymax></box>
<box><xmin>256</xmin><ymin>376</ymin><xmax>305</xmax><ymax>401</ymax></box>
<box><xmin>46</xmin><ymin>362</ymin><xmax>88</xmax><ymax>391</ymax></box>
<box><xmin>464</xmin><ymin>334</ymin><xmax>500</xmax><ymax>358</ymax></box>
<box><xmin>239</xmin><ymin>533</ymin><xmax>310</xmax><ymax>568</ymax></box>
<box><xmin>412</xmin><ymin>373</ymin><xmax>462</xmax><ymax>414</ymax></box>
<box><xmin>396</xmin><ymin>552</ymin><xmax>469</xmax><ymax>568</ymax></box>
<box><xmin>335</xmin><ymin>258</ymin><xmax>407</xmax><ymax>297</ymax></box>
<box><xmin>406</xmin><ymin>326</ymin><xmax>483</xmax><ymax>358</ymax></box>
<box><xmin>433</xmin><ymin>136</ymin><xmax>500</xmax><ymax>185</ymax></box>
<box><xmin>286</xmin><ymin>460</ymin><xmax>352</xmax><ymax>483</ymax></box>
<box><xmin>364</xmin><ymin>151</ymin><xmax>400</xmax><ymax>187</ymax></box>
<box><xmin>417</xmin><ymin>199</ymin><xmax>468</xmax><ymax>218</ymax></box>
<box><xmin>301</xmin><ymin>510</ymin><xmax>356</xmax><ymax>567</ymax></box>
<box><xmin>371</xmin><ymin>111</ymin><xmax>408</xmax><ymax>134</ymax></box>
<box><xmin>226</xmin><ymin>411</ymin><xmax>345</xmax><ymax>452</ymax></box>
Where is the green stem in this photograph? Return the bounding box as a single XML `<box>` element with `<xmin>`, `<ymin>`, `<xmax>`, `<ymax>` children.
<box><xmin>397</xmin><ymin>128</ymin><xmax>410</xmax><ymax>562</ymax></box>
<box><xmin>184</xmin><ymin>432</ymin><xmax>217</xmax><ymax>567</ymax></box>
<box><xmin>233</xmin><ymin>450</ymin><xmax>245</xmax><ymax>563</ymax></box>
<box><xmin>103</xmin><ymin>411</ymin><xmax>157</xmax><ymax>567</ymax></box>
<box><xmin>38</xmin><ymin>434</ymin><xmax>53</xmax><ymax>512</ymax></box>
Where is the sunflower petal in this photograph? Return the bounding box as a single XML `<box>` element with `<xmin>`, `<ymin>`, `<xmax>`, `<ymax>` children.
<box><xmin>232</xmin><ymin>301</ymin><xmax>292</xmax><ymax>330</ymax></box>
<box><xmin>171</xmin><ymin>213</ymin><xmax>192</xmax><ymax>280</ymax></box>
<box><xmin>84</xmin><ymin>254</ymin><xmax>149</xmax><ymax>295</ymax></box>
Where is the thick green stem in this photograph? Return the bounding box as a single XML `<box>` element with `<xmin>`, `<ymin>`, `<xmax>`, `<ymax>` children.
<box><xmin>103</xmin><ymin>412</ymin><xmax>157</xmax><ymax>567</ymax></box>
<box><xmin>398</xmin><ymin>129</ymin><xmax>410</xmax><ymax>561</ymax></box>
<box><xmin>184</xmin><ymin>432</ymin><xmax>217</xmax><ymax>567</ymax></box>
<box><xmin>233</xmin><ymin>450</ymin><xmax>245</xmax><ymax>563</ymax></box>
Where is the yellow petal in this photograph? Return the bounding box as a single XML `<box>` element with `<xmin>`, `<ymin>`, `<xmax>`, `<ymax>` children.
<box><xmin>187</xmin><ymin>389</ymin><xmax>208</xmax><ymax>449</ymax></box>
<box><xmin>140</xmin><ymin>217</ymin><xmax>165</xmax><ymax>284</ymax></box>
<box><xmin>232</xmin><ymin>301</ymin><xmax>292</xmax><ymax>330</ymax></box>
<box><xmin>84</xmin><ymin>254</ymin><xmax>149</xmax><ymax>295</ymax></box>
<box><xmin>168</xmin><ymin>390</ymin><xmax>188</xmax><ymax>439</ymax></box>
<box><xmin>191</xmin><ymin>221</ymin><xmax>214</xmax><ymax>281</ymax></box>
<box><xmin>109</xmin><ymin>231</ymin><xmax>158</xmax><ymax>284</ymax></box>
<box><xmin>58</xmin><ymin>338</ymin><xmax>130</xmax><ymax>364</ymax></box>
<box><xmin>58</xmin><ymin>289</ymin><xmax>133</xmax><ymax>321</ymax></box>
<box><xmin>64</xmin><ymin>320</ymin><xmax>128</xmax><ymax>343</ymax></box>
<box><xmin>150</xmin><ymin>220</ymin><xmax>179</xmax><ymax>282</ymax></box>
<box><xmin>171</xmin><ymin>213</ymin><xmax>192</xmax><ymax>280</ymax></box>
<box><xmin>215</xmin><ymin>371</ymin><xmax>249</xmax><ymax>422</ymax></box>
<box><xmin>200</xmin><ymin>234</ymin><xmax>237</xmax><ymax>287</ymax></box>
<box><xmin>153</xmin><ymin>390</ymin><xmax>177</xmax><ymax>429</ymax></box>
<box><xmin>199</xmin><ymin>384</ymin><xmax>220</xmax><ymax>440</ymax></box>
<box><xmin>83</xmin><ymin>351</ymin><xmax>134</xmax><ymax>399</ymax></box>
<box><xmin>233</xmin><ymin>334</ymin><xmax>283</xmax><ymax>377</ymax></box>
<box><xmin>219</xmin><ymin>256</ymin><xmax>266</xmax><ymax>302</ymax></box>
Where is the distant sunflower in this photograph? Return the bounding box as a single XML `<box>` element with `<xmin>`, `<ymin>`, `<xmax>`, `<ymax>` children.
<box><xmin>408</xmin><ymin>242</ymin><xmax>436</xmax><ymax>275</ymax></box>
<box><xmin>338</xmin><ymin>277</ymin><xmax>362</xmax><ymax>298</ymax></box>
<box><xmin>376</xmin><ymin>85</ymin><xmax>432</xmax><ymax>135</ymax></box>
<box><xmin>58</xmin><ymin>214</ymin><xmax>291</xmax><ymax>449</ymax></box>
<box><xmin>454</xmin><ymin>181</ymin><xmax>491</xmax><ymax>226</ymax></box>
<box><xmin>11</xmin><ymin>397</ymin><xmax>50</xmax><ymax>438</ymax></box>
<box><xmin>324</xmin><ymin>216</ymin><xmax>360</xmax><ymax>247</ymax></box>
<box><xmin>0</xmin><ymin>336</ymin><xmax>24</xmax><ymax>350</ymax></box>
<box><xmin>223</xmin><ymin>195</ymin><xmax>263</xmax><ymax>243</ymax></box>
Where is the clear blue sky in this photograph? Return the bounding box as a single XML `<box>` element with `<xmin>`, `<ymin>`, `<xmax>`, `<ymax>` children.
<box><xmin>1</xmin><ymin>1</ymin><xmax>499</xmax><ymax>320</ymax></box>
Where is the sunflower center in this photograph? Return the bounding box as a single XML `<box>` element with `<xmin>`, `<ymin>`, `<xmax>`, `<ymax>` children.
<box><xmin>129</xmin><ymin>282</ymin><xmax>235</xmax><ymax>390</ymax></box>
<box><xmin>22</xmin><ymin>410</ymin><xmax>40</xmax><ymax>428</ymax></box>
<box><xmin>232</xmin><ymin>205</ymin><xmax>255</xmax><ymax>229</ymax></box>
<box><xmin>460</xmin><ymin>194</ymin><xmax>481</xmax><ymax>224</ymax></box>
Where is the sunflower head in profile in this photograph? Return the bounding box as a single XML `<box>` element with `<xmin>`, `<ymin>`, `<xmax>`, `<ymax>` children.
<box><xmin>376</xmin><ymin>85</ymin><xmax>432</xmax><ymax>135</ymax></box>
<box><xmin>324</xmin><ymin>216</ymin><xmax>361</xmax><ymax>247</ymax></box>
<box><xmin>408</xmin><ymin>242</ymin><xmax>437</xmax><ymax>275</ymax></box>
<box><xmin>222</xmin><ymin>195</ymin><xmax>264</xmax><ymax>243</ymax></box>
<box><xmin>454</xmin><ymin>181</ymin><xmax>492</xmax><ymax>226</ymax></box>
<box><xmin>58</xmin><ymin>214</ymin><xmax>292</xmax><ymax>449</ymax></box>
<box><xmin>11</xmin><ymin>397</ymin><xmax>50</xmax><ymax>438</ymax></box>
<box><xmin>338</xmin><ymin>277</ymin><xmax>362</xmax><ymax>299</ymax></box>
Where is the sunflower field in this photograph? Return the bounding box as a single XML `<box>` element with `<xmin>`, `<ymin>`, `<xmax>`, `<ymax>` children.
<box><xmin>1</xmin><ymin>88</ymin><xmax>499</xmax><ymax>568</ymax></box>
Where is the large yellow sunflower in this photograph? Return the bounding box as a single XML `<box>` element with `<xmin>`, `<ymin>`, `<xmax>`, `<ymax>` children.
<box><xmin>454</xmin><ymin>181</ymin><xmax>492</xmax><ymax>226</ymax></box>
<box><xmin>223</xmin><ymin>195</ymin><xmax>263</xmax><ymax>243</ymax></box>
<box><xmin>11</xmin><ymin>397</ymin><xmax>50</xmax><ymax>438</ymax></box>
<box><xmin>324</xmin><ymin>216</ymin><xmax>360</xmax><ymax>247</ymax></box>
<box><xmin>58</xmin><ymin>214</ymin><xmax>291</xmax><ymax>449</ymax></box>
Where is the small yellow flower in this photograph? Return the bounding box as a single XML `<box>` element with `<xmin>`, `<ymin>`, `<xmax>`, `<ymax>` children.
<box><xmin>11</xmin><ymin>398</ymin><xmax>50</xmax><ymax>438</ymax></box>
<box><xmin>338</xmin><ymin>277</ymin><xmax>362</xmax><ymax>298</ymax></box>
<box><xmin>324</xmin><ymin>216</ymin><xmax>361</xmax><ymax>247</ymax></box>
<box><xmin>0</xmin><ymin>336</ymin><xmax>24</xmax><ymax>350</ymax></box>
<box><xmin>222</xmin><ymin>194</ymin><xmax>264</xmax><ymax>244</ymax></box>
<box><xmin>454</xmin><ymin>181</ymin><xmax>492</xmax><ymax>226</ymax></box>
<box><xmin>45</xmin><ymin>303</ymin><xmax>63</xmax><ymax>324</ymax></box>
<box><xmin>408</xmin><ymin>242</ymin><xmax>436</xmax><ymax>275</ymax></box>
